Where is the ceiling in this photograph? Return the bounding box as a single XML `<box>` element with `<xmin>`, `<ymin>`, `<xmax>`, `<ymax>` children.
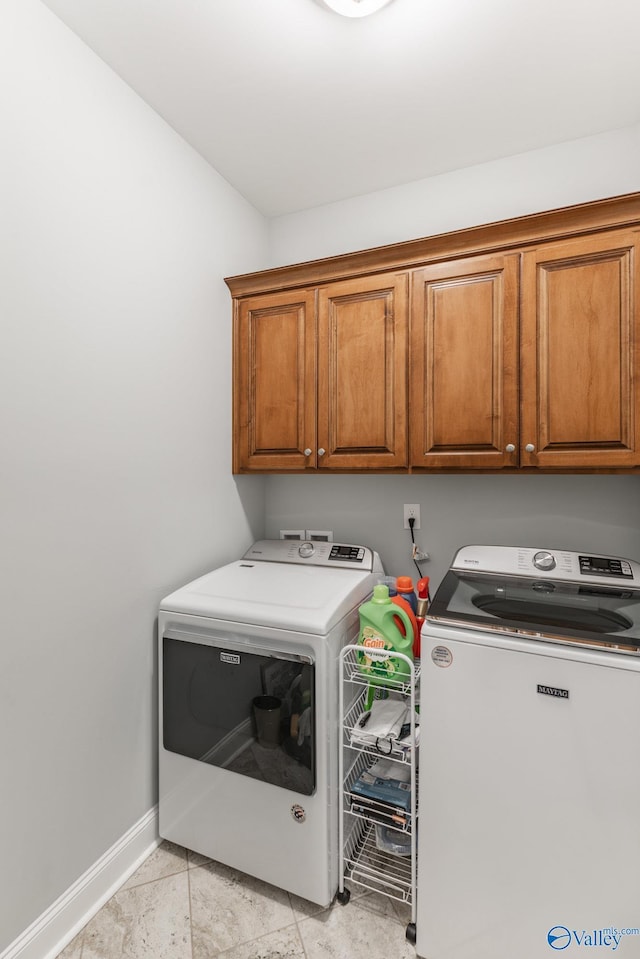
<box><xmin>39</xmin><ymin>0</ymin><xmax>640</xmax><ymax>217</ymax></box>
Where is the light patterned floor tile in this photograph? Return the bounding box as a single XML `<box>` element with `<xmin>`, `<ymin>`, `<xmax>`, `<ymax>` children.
<box><xmin>288</xmin><ymin>891</ymin><xmax>332</xmax><ymax>921</ymax></box>
<box><xmin>215</xmin><ymin>924</ymin><xmax>306</xmax><ymax>959</ymax></box>
<box><xmin>290</xmin><ymin>885</ymin><xmax>398</xmax><ymax>923</ymax></box>
<box><xmin>52</xmin><ymin>841</ymin><xmax>418</xmax><ymax>959</ymax></box>
<box><xmin>187</xmin><ymin>847</ymin><xmax>212</xmax><ymax>868</ymax></box>
<box><xmin>54</xmin><ymin>930</ymin><xmax>84</xmax><ymax>959</ymax></box>
<box><xmin>297</xmin><ymin>893</ymin><xmax>415</xmax><ymax>959</ymax></box>
<box><xmin>121</xmin><ymin>839</ymin><xmax>188</xmax><ymax>890</ymax></box>
<box><xmin>189</xmin><ymin>860</ymin><xmax>297</xmax><ymax>957</ymax></box>
<box><xmin>344</xmin><ymin>887</ymin><xmax>402</xmax><ymax>920</ymax></box>
<box><xmin>391</xmin><ymin>895</ymin><xmax>414</xmax><ymax>928</ymax></box>
<box><xmin>82</xmin><ymin>871</ymin><xmax>191</xmax><ymax>959</ymax></box>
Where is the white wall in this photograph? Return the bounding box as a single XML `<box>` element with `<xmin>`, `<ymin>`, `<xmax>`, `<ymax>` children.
<box><xmin>0</xmin><ymin>1</ymin><xmax>267</xmax><ymax>950</ymax></box>
<box><xmin>265</xmin><ymin>475</ymin><xmax>640</xmax><ymax>592</ymax></box>
<box><xmin>268</xmin><ymin>123</ymin><xmax>640</xmax><ymax>264</ymax></box>
<box><xmin>265</xmin><ymin>127</ymin><xmax>640</xmax><ymax>584</ymax></box>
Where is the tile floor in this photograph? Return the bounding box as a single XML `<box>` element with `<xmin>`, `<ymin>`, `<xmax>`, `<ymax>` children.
<box><xmin>55</xmin><ymin>840</ymin><xmax>417</xmax><ymax>959</ymax></box>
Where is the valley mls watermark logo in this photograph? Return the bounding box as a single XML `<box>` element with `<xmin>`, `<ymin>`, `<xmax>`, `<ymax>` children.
<box><xmin>548</xmin><ymin>924</ymin><xmax>640</xmax><ymax>951</ymax></box>
<box><xmin>548</xmin><ymin>927</ymin><xmax>572</xmax><ymax>950</ymax></box>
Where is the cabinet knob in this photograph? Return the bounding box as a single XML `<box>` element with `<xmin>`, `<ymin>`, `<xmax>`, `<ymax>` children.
<box><xmin>505</xmin><ymin>443</ymin><xmax>516</xmax><ymax>453</ymax></box>
<box><xmin>303</xmin><ymin>448</ymin><xmax>312</xmax><ymax>457</ymax></box>
<box><xmin>318</xmin><ymin>448</ymin><xmax>326</xmax><ymax>457</ymax></box>
<box><xmin>525</xmin><ymin>443</ymin><xmax>535</xmax><ymax>453</ymax></box>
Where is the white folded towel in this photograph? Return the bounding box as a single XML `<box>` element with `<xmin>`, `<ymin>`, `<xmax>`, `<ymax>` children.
<box><xmin>350</xmin><ymin>696</ymin><xmax>408</xmax><ymax>749</ymax></box>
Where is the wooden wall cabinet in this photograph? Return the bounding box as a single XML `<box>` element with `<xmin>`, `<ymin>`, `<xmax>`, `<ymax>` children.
<box><xmin>410</xmin><ymin>253</ymin><xmax>519</xmax><ymax>469</ymax></box>
<box><xmin>520</xmin><ymin>229</ymin><xmax>640</xmax><ymax>469</ymax></box>
<box><xmin>228</xmin><ymin>193</ymin><xmax>640</xmax><ymax>474</ymax></box>
<box><xmin>233</xmin><ymin>273</ymin><xmax>408</xmax><ymax>472</ymax></box>
<box><xmin>409</xmin><ymin>229</ymin><xmax>640</xmax><ymax>470</ymax></box>
<box><xmin>234</xmin><ymin>288</ymin><xmax>316</xmax><ymax>472</ymax></box>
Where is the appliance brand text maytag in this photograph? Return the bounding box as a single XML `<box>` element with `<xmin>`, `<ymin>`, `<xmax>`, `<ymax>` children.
<box><xmin>537</xmin><ymin>684</ymin><xmax>569</xmax><ymax>699</ymax></box>
<box><xmin>548</xmin><ymin>925</ymin><xmax>640</xmax><ymax>951</ymax></box>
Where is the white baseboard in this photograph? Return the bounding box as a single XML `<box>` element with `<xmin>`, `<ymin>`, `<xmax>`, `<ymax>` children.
<box><xmin>1</xmin><ymin>805</ymin><xmax>160</xmax><ymax>959</ymax></box>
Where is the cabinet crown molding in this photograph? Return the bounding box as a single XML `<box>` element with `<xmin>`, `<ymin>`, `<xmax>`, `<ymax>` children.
<box><xmin>225</xmin><ymin>191</ymin><xmax>640</xmax><ymax>298</ymax></box>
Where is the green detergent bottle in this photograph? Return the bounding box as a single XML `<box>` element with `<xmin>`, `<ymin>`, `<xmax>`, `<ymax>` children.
<box><xmin>357</xmin><ymin>584</ymin><xmax>414</xmax><ymax>689</ymax></box>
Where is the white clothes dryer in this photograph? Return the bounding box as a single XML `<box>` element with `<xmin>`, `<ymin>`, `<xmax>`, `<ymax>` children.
<box><xmin>158</xmin><ymin>539</ymin><xmax>383</xmax><ymax>906</ymax></box>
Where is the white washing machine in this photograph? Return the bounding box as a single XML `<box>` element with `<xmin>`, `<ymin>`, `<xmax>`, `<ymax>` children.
<box><xmin>158</xmin><ymin>539</ymin><xmax>383</xmax><ymax>906</ymax></box>
<box><xmin>417</xmin><ymin>545</ymin><xmax>640</xmax><ymax>959</ymax></box>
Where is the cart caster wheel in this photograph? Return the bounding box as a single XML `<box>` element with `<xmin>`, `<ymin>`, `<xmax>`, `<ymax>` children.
<box><xmin>336</xmin><ymin>888</ymin><xmax>351</xmax><ymax>905</ymax></box>
<box><xmin>405</xmin><ymin>922</ymin><xmax>416</xmax><ymax>944</ymax></box>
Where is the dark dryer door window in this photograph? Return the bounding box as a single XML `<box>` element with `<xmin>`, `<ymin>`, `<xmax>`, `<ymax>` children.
<box><xmin>163</xmin><ymin>635</ymin><xmax>316</xmax><ymax>795</ymax></box>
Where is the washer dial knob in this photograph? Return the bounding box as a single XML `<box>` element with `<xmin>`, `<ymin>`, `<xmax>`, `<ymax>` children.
<box><xmin>533</xmin><ymin>550</ymin><xmax>556</xmax><ymax>571</ymax></box>
<box><xmin>298</xmin><ymin>542</ymin><xmax>315</xmax><ymax>559</ymax></box>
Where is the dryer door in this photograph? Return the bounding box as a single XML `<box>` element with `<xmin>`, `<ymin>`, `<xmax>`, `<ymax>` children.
<box><xmin>162</xmin><ymin>631</ymin><xmax>316</xmax><ymax>795</ymax></box>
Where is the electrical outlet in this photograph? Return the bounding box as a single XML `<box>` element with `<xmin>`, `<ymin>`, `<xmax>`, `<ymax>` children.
<box><xmin>306</xmin><ymin>529</ymin><xmax>334</xmax><ymax>542</ymax></box>
<box><xmin>403</xmin><ymin>504</ymin><xmax>421</xmax><ymax>529</ymax></box>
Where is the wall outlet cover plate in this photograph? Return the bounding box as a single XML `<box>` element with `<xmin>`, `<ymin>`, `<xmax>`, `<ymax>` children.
<box><xmin>403</xmin><ymin>504</ymin><xmax>421</xmax><ymax>529</ymax></box>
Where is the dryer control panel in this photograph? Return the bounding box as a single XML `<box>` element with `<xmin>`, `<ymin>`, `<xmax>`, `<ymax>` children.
<box><xmin>243</xmin><ymin>539</ymin><xmax>382</xmax><ymax>572</ymax></box>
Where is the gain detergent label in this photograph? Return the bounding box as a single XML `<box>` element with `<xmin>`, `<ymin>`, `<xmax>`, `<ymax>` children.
<box><xmin>358</xmin><ymin>627</ymin><xmax>403</xmax><ymax>679</ymax></box>
<box><xmin>356</xmin><ymin>585</ymin><xmax>413</xmax><ymax>684</ymax></box>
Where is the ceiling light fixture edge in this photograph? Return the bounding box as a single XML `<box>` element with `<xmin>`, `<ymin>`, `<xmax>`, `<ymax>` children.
<box><xmin>319</xmin><ymin>0</ymin><xmax>395</xmax><ymax>18</ymax></box>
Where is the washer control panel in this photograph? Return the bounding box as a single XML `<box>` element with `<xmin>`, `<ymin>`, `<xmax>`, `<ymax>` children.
<box><xmin>579</xmin><ymin>554</ymin><xmax>634</xmax><ymax>579</ymax></box>
<box><xmin>452</xmin><ymin>545</ymin><xmax>639</xmax><ymax>586</ymax></box>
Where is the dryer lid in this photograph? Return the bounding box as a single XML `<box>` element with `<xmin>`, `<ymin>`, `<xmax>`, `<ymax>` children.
<box><xmin>160</xmin><ymin>544</ymin><xmax>382</xmax><ymax>634</ymax></box>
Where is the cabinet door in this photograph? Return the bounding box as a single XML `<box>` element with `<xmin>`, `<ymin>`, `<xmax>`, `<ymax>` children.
<box><xmin>316</xmin><ymin>273</ymin><xmax>408</xmax><ymax>470</ymax></box>
<box><xmin>234</xmin><ymin>289</ymin><xmax>316</xmax><ymax>472</ymax></box>
<box><xmin>521</xmin><ymin>230</ymin><xmax>640</xmax><ymax>469</ymax></box>
<box><xmin>410</xmin><ymin>254</ymin><xmax>519</xmax><ymax>469</ymax></box>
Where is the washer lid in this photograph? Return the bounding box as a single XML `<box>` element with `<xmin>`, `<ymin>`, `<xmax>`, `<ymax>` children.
<box><xmin>160</xmin><ymin>558</ymin><xmax>377</xmax><ymax>634</ymax></box>
<box><xmin>428</xmin><ymin>546</ymin><xmax>640</xmax><ymax>655</ymax></box>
